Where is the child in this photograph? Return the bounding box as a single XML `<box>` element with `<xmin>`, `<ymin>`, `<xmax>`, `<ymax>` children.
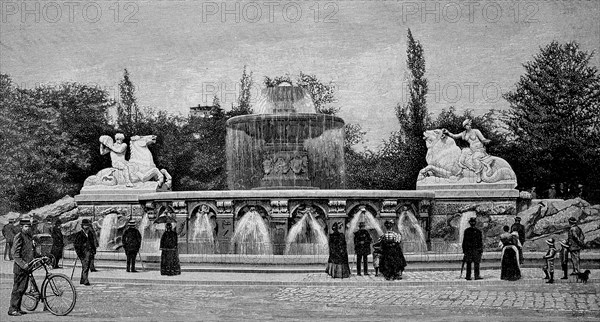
<box><xmin>559</xmin><ymin>240</ymin><xmax>570</xmax><ymax>279</ymax></box>
<box><xmin>372</xmin><ymin>244</ymin><xmax>382</xmax><ymax>277</ymax></box>
<box><xmin>542</xmin><ymin>238</ymin><xmax>557</xmax><ymax>283</ymax></box>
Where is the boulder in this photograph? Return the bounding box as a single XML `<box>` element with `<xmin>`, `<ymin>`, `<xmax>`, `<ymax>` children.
<box><xmin>25</xmin><ymin>195</ymin><xmax>77</xmax><ymax>222</ymax></box>
<box><xmin>533</xmin><ymin>207</ymin><xmax>581</xmax><ymax>236</ymax></box>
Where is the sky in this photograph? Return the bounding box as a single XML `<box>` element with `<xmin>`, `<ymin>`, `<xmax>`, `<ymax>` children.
<box><xmin>1</xmin><ymin>0</ymin><xmax>599</xmax><ymax>149</ymax></box>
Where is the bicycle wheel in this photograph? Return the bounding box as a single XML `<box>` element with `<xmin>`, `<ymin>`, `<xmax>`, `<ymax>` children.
<box><xmin>22</xmin><ymin>278</ymin><xmax>40</xmax><ymax>311</ymax></box>
<box><xmin>42</xmin><ymin>274</ymin><xmax>77</xmax><ymax>316</ymax></box>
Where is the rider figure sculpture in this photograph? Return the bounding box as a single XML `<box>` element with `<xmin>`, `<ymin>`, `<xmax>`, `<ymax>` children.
<box><xmin>100</xmin><ymin>133</ymin><xmax>134</xmax><ymax>187</ymax></box>
<box><xmin>443</xmin><ymin>119</ymin><xmax>491</xmax><ymax>183</ymax></box>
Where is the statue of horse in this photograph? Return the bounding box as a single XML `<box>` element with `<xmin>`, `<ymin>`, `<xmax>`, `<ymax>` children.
<box><xmin>83</xmin><ymin>135</ymin><xmax>172</xmax><ymax>189</ymax></box>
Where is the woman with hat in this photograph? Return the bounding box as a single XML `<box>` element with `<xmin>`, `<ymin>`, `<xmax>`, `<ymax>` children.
<box><xmin>160</xmin><ymin>222</ymin><xmax>181</xmax><ymax>276</ymax></box>
<box><xmin>374</xmin><ymin>220</ymin><xmax>406</xmax><ymax>281</ymax></box>
<box><xmin>498</xmin><ymin>225</ymin><xmax>521</xmax><ymax>281</ymax></box>
<box><xmin>122</xmin><ymin>219</ymin><xmax>142</xmax><ymax>273</ymax></box>
<box><xmin>325</xmin><ymin>222</ymin><xmax>351</xmax><ymax>278</ymax></box>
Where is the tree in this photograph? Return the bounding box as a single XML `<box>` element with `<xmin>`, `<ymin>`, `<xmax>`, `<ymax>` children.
<box><xmin>230</xmin><ymin>65</ymin><xmax>253</xmax><ymax>116</ymax></box>
<box><xmin>503</xmin><ymin>41</ymin><xmax>600</xmax><ymax>190</ymax></box>
<box><xmin>397</xmin><ymin>28</ymin><xmax>430</xmax><ymax>141</ymax></box>
<box><xmin>118</xmin><ymin>69</ymin><xmax>142</xmax><ymax>134</ymax></box>
<box><xmin>27</xmin><ymin>82</ymin><xmax>115</xmax><ymax>185</ymax></box>
<box><xmin>263</xmin><ymin>72</ymin><xmax>339</xmax><ymax>114</ymax></box>
<box><xmin>0</xmin><ymin>75</ymin><xmax>89</xmax><ymax>211</ymax></box>
<box><xmin>373</xmin><ymin>28</ymin><xmax>430</xmax><ymax>189</ymax></box>
<box><xmin>297</xmin><ymin>72</ymin><xmax>338</xmax><ymax>114</ymax></box>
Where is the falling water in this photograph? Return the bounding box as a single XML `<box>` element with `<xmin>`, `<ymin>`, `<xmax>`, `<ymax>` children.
<box><xmin>397</xmin><ymin>210</ymin><xmax>428</xmax><ymax>253</ymax></box>
<box><xmin>230</xmin><ymin>210</ymin><xmax>273</xmax><ymax>255</ymax></box>
<box><xmin>285</xmin><ymin>211</ymin><xmax>329</xmax><ymax>255</ymax></box>
<box><xmin>346</xmin><ymin>210</ymin><xmax>383</xmax><ymax>254</ymax></box>
<box><xmin>139</xmin><ymin>213</ymin><xmax>161</xmax><ymax>253</ymax></box>
<box><xmin>98</xmin><ymin>213</ymin><xmax>118</xmax><ymax>251</ymax></box>
<box><xmin>190</xmin><ymin>212</ymin><xmax>216</xmax><ymax>254</ymax></box>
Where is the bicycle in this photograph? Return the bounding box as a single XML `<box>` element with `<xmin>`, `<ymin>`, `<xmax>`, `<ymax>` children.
<box><xmin>21</xmin><ymin>256</ymin><xmax>77</xmax><ymax>316</ymax></box>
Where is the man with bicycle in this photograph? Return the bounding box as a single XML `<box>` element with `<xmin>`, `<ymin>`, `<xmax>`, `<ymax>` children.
<box><xmin>8</xmin><ymin>216</ymin><xmax>36</xmax><ymax>317</ymax></box>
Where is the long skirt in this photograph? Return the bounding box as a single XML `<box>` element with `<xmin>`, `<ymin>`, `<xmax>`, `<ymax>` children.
<box><xmin>161</xmin><ymin>249</ymin><xmax>181</xmax><ymax>276</ymax></box>
<box><xmin>500</xmin><ymin>246</ymin><xmax>521</xmax><ymax>281</ymax></box>
<box><xmin>325</xmin><ymin>261</ymin><xmax>351</xmax><ymax>278</ymax></box>
<box><xmin>380</xmin><ymin>249</ymin><xmax>407</xmax><ymax>280</ymax></box>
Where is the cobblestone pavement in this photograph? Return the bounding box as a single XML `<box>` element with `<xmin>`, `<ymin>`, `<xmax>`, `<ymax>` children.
<box><xmin>301</xmin><ymin>268</ymin><xmax>600</xmax><ymax>283</ymax></box>
<box><xmin>2</xmin><ymin>274</ymin><xmax>599</xmax><ymax>321</ymax></box>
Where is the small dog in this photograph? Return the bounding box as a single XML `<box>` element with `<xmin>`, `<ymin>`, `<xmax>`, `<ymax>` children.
<box><xmin>575</xmin><ymin>270</ymin><xmax>591</xmax><ymax>283</ymax></box>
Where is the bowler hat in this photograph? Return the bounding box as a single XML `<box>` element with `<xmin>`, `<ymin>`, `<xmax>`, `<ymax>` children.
<box><xmin>559</xmin><ymin>240</ymin><xmax>570</xmax><ymax>248</ymax></box>
<box><xmin>515</xmin><ymin>217</ymin><xmax>521</xmax><ymax>221</ymax></box>
<box><xmin>19</xmin><ymin>216</ymin><xmax>32</xmax><ymax>226</ymax></box>
<box><xmin>568</xmin><ymin>217</ymin><xmax>578</xmax><ymax>224</ymax></box>
<box><xmin>81</xmin><ymin>218</ymin><xmax>91</xmax><ymax>226</ymax></box>
<box><xmin>546</xmin><ymin>238</ymin><xmax>555</xmax><ymax>245</ymax></box>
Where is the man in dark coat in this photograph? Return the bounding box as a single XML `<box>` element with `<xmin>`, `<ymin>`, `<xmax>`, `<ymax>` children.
<box><xmin>122</xmin><ymin>219</ymin><xmax>142</xmax><ymax>272</ymax></box>
<box><xmin>567</xmin><ymin>217</ymin><xmax>585</xmax><ymax>274</ymax></box>
<box><xmin>353</xmin><ymin>222</ymin><xmax>372</xmax><ymax>276</ymax></box>
<box><xmin>462</xmin><ymin>217</ymin><xmax>483</xmax><ymax>280</ymax></box>
<box><xmin>510</xmin><ymin>217</ymin><xmax>526</xmax><ymax>246</ymax></box>
<box><xmin>73</xmin><ymin>219</ymin><xmax>97</xmax><ymax>285</ymax></box>
<box><xmin>50</xmin><ymin>219</ymin><xmax>64</xmax><ymax>269</ymax></box>
<box><xmin>8</xmin><ymin>217</ymin><xmax>36</xmax><ymax>316</ymax></box>
<box><xmin>3</xmin><ymin>218</ymin><xmax>16</xmax><ymax>260</ymax></box>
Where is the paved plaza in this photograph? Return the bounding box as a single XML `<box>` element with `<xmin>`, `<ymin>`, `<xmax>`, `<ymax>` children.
<box><xmin>1</xmin><ymin>259</ymin><xmax>599</xmax><ymax>321</ymax></box>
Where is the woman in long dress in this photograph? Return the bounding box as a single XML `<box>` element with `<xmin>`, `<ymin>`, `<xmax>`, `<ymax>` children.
<box><xmin>325</xmin><ymin>223</ymin><xmax>351</xmax><ymax>278</ymax></box>
<box><xmin>499</xmin><ymin>226</ymin><xmax>521</xmax><ymax>281</ymax></box>
<box><xmin>160</xmin><ymin>223</ymin><xmax>181</xmax><ymax>276</ymax></box>
<box><xmin>375</xmin><ymin>220</ymin><xmax>407</xmax><ymax>280</ymax></box>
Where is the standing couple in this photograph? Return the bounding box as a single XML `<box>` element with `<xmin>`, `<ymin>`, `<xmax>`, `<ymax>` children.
<box><xmin>326</xmin><ymin>220</ymin><xmax>406</xmax><ymax>280</ymax></box>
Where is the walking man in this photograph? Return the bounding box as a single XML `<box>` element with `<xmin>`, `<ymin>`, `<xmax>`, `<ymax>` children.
<box><xmin>462</xmin><ymin>217</ymin><xmax>483</xmax><ymax>280</ymax></box>
<box><xmin>122</xmin><ymin>219</ymin><xmax>142</xmax><ymax>272</ymax></box>
<box><xmin>353</xmin><ymin>222</ymin><xmax>372</xmax><ymax>276</ymax></box>
<box><xmin>567</xmin><ymin>217</ymin><xmax>585</xmax><ymax>274</ymax></box>
<box><xmin>73</xmin><ymin>219</ymin><xmax>97</xmax><ymax>285</ymax></box>
<box><xmin>8</xmin><ymin>217</ymin><xmax>36</xmax><ymax>316</ymax></box>
<box><xmin>50</xmin><ymin>219</ymin><xmax>64</xmax><ymax>269</ymax></box>
<box><xmin>3</xmin><ymin>218</ymin><xmax>16</xmax><ymax>260</ymax></box>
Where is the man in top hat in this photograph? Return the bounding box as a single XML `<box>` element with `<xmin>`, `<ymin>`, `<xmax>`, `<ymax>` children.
<box><xmin>122</xmin><ymin>219</ymin><xmax>142</xmax><ymax>273</ymax></box>
<box><xmin>542</xmin><ymin>238</ymin><xmax>557</xmax><ymax>283</ymax></box>
<box><xmin>8</xmin><ymin>217</ymin><xmax>36</xmax><ymax>316</ymax></box>
<box><xmin>559</xmin><ymin>240</ymin><xmax>570</xmax><ymax>279</ymax></box>
<box><xmin>567</xmin><ymin>217</ymin><xmax>585</xmax><ymax>275</ymax></box>
<box><xmin>510</xmin><ymin>217</ymin><xmax>526</xmax><ymax>247</ymax></box>
<box><xmin>462</xmin><ymin>217</ymin><xmax>483</xmax><ymax>280</ymax></box>
<box><xmin>3</xmin><ymin>218</ymin><xmax>16</xmax><ymax>260</ymax></box>
<box><xmin>353</xmin><ymin>222</ymin><xmax>372</xmax><ymax>276</ymax></box>
<box><xmin>50</xmin><ymin>219</ymin><xmax>64</xmax><ymax>269</ymax></box>
<box><xmin>73</xmin><ymin>219</ymin><xmax>97</xmax><ymax>285</ymax></box>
